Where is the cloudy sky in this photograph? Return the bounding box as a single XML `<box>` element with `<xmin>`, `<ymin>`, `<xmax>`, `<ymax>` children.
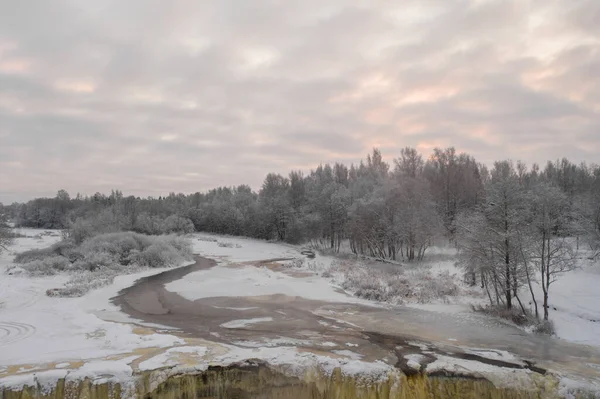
<box><xmin>1</xmin><ymin>0</ymin><xmax>599</xmax><ymax>202</ymax></box>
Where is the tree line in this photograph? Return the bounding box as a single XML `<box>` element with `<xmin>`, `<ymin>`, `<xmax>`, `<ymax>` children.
<box><xmin>2</xmin><ymin>147</ymin><xmax>599</xmax><ymax>319</ymax></box>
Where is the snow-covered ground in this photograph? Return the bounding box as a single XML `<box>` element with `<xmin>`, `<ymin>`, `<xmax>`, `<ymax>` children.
<box><xmin>521</xmin><ymin>252</ymin><xmax>600</xmax><ymax>347</ymax></box>
<box><xmin>190</xmin><ymin>233</ymin><xmax>299</xmax><ymax>262</ymax></box>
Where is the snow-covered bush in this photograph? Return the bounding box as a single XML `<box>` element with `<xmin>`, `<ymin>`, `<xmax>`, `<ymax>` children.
<box><xmin>14</xmin><ymin>241</ymin><xmax>80</xmax><ymax>264</ymax></box>
<box><xmin>162</xmin><ymin>215</ymin><xmax>195</xmax><ymax>234</ymax></box>
<box><xmin>68</xmin><ymin>208</ymin><xmax>122</xmax><ymax>244</ymax></box>
<box><xmin>322</xmin><ymin>257</ymin><xmax>462</xmax><ymax>305</ymax></box>
<box><xmin>13</xmin><ymin>232</ymin><xmax>193</xmax><ymax>296</ymax></box>
<box><xmin>14</xmin><ymin>246</ymin><xmax>55</xmax><ymax>264</ymax></box>
<box><xmin>133</xmin><ymin>240</ymin><xmax>190</xmax><ymax>268</ymax></box>
<box><xmin>21</xmin><ymin>256</ymin><xmax>71</xmax><ymax>276</ymax></box>
<box><xmin>133</xmin><ymin>213</ymin><xmax>195</xmax><ymax>235</ymax></box>
<box><xmin>531</xmin><ymin>319</ymin><xmax>555</xmax><ymax>335</ymax></box>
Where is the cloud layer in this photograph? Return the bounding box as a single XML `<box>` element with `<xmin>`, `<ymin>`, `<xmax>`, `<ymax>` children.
<box><xmin>1</xmin><ymin>0</ymin><xmax>599</xmax><ymax>202</ymax></box>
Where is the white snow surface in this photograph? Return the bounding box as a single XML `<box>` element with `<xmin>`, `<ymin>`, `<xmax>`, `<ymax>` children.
<box><xmin>138</xmin><ymin>346</ymin><xmax>208</xmax><ymax>371</ymax></box>
<box><xmin>527</xmin><ymin>255</ymin><xmax>600</xmax><ymax>347</ymax></box>
<box><xmin>220</xmin><ymin>317</ymin><xmax>274</xmax><ymax>329</ymax></box>
<box><xmin>191</xmin><ymin>233</ymin><xmax>298</xmax><ymax>262</ymax></box>
<box><xmin>165</xmin><ymin>261</ymin><xmax>369</xmax><ymax>305</ymax></box>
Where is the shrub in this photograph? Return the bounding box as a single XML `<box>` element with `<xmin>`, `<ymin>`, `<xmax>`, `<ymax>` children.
<box><xmin>134</xmin><ymin>213</ymin><xmax>195</xmax><ymax>235</ymax></box>
<box><xmin>71</xmin><ymin>251</ymin><xmax>117</xmax><ymax>272</ymax></box>
<box><xmin>162</xmin><ymin>215</ymin><xmax>195</xmax><ymax>234</ymax></box>
<box><xmin>14</xmin><ymin>246</ymin><xmax>56</xmax><ymax>264</ymax></box>
<box><xmin>531</xmin><ymin>319</ymin><xmax>555</xmax><ymax>335</ymax></box>
<box><xmin>15</xmin><ymin>240</ymin><xmax>82</xmax><ymax>264</ymax></box>
<box><xmin>12</xmin><ymin>232</ymin><xmax>193</xmax><ymax>296</ymax></box>
<box><xmin>318</xmin><ymin>256</ymin><xmax>463</xmax><ymax>305</ymax></box>
<box><xmin>21</xmin><ymin>256</ymin><xmax>71</xmax><ymax>276</ymax></box>
<box><xmin>133</xmin><ymin>241</ymin><xmax>187</xmax><ymax>268</ymax></box>
<box><xmin>68</xmin><ymin>208</ymin><xmax>121</xmax><ymax>244</ymax></box>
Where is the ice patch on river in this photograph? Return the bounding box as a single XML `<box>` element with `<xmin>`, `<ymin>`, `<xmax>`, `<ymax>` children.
<box><xmin>164</xmin><ymin>262</ymin><xmax>372</xmax><ymax>305</ymax></box>
<box><xmin>221</xmin><ymin>317</ymin><xmax>274</xmax><ymax>329</ymax></box>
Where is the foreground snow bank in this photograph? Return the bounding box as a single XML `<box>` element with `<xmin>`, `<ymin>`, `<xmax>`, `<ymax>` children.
<box><xmin>0</xmin><ymin>231</ymin><xmax>185</xmax><ymax>369</ymax></box>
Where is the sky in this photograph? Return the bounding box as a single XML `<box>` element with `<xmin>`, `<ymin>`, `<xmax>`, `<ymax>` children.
<box><xmin>1</xmin><ymin>0</ymin><xmax>599</xmax><ymax>203</ymax></box>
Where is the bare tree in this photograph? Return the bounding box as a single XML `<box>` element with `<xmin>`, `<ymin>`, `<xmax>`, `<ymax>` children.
<box><xmin>529</xmin><ymin>182</ymin><xmax>577</xmax><ymax>320</ymax></box>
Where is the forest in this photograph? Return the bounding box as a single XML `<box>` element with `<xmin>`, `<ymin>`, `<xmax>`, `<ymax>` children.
<box><xmin>2</xmin><ymin>147</ymin><xmax>599</xmax><ymax>320</ymax></box>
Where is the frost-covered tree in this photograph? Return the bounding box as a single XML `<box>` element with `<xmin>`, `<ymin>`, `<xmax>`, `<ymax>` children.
<box><xmin>528</xmin><ymin>182</ymin><xmax>577</xmax><ymax>320</ymax></box>
<box><xmin>259</xmin><ymin>173</ymin><xmax>292</xmax><ymax>241</ymax></box>
<box><xmin>455</xmin><ymin>161</ymin><xmax>529</xmax><ymax>311</ymax></box>
<box><xmin>424</xmin><ymin>147</ymin><xmax>484</xmax><ymax>235</ymax></box>
<box><xmin>0</xmin><ymin>204</ymin><xmax>13</xmax><ymax>253</ymax></box>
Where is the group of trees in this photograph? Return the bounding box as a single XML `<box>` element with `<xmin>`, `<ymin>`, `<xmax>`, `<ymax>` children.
<box><xmin>2</xmin><ymin>147</ymin><xmax>599</xmax><ymax>321</ymax></box>
<box><xmin>455</xmin><ymin>160</ymin><xmax>600</xmax><ymax>320</ymax></box>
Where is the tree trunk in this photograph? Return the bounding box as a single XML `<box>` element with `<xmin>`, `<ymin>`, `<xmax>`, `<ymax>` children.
<box><xmin>543</xmin><ymin>291</ymin><xmax>549</xmax><ymax>320</ymax></box>
<box><xmin>480</xmin><ymin>270</ymin><xmax>485</xmax><ymax>289</ymax></box>
<box><xmin>541</xmin><ymin>232</ymin><xmax>549</xmax><ymax>321</ymax></box>
<box><xmin>524</xmin><ymin>258</ymin><xmax>539</xmax><ymax>319</ymax></box>
<box><xmin>483</xmin><ymin>274</ymin><xmax>494</xmax><ymax>306</ymax></box>
<box><xmin>515</xmin><ymin>293</ymin><xmax>527</xmax><ymax>315</ymax></box>
<box><xmin>504</xmin><ymin>212</ymin><xmax>512</xmax><ymax>309</ymax></box>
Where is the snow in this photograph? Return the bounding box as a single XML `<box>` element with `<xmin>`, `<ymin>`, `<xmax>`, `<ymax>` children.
<box><xmin>68</xmin><ymin>357</ymin><xmax>137</xmax><ymax>383</ymax></box>
<box><xmin>404</xmin><ymin>354</ymin><xmax>427</xmax><ymax>370</ymax></box>
<box><xmin>165</xmin><ymin>262</ymin><xmax>370</xmax><ymax>305</ymax></box>
<box><xmin>425</xmin><ymin>354</ymin><xmax>534</xmax><ymax>389</ymax></box>
<box><xmin>191</xmin><ymin>233</ymin><xmax>298</xmax><ymax>263</ymax></box>
<box><xmin>138</xmin><ymin>346</ymin><xmax>208</xmax><ymax>371</ymax></box>
<box><xmin>332</xmin><ymin>349</ymin><xmax>362</xmax><ymax>360</ymax></box>
<box><xmin>234</xmin><ymin>337</ymin><xmax>314</xmax><ymax>348</ymax></box>
<box><xmin>519</xmin><ymin>253</ymin><xmax>600</xmax><ymax>347</ymax></box>
<box><xmin>168</xmin><ymin>234</ymin><xmax>375</xmax><ymax>304</ymax></box>
<box><xmin>220</xmin><ymin>317</ymin><xmax>274</xmax><ymax>329</ymax></box>
<box><xmin>211</xmin><ymin>344</ymin><xmax>393</xmax><ymax>380</ymax></box>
